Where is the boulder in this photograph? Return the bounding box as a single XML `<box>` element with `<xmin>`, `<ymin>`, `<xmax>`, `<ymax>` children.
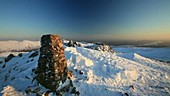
<box><xmin>18</xmin><ymin>53</ymin><xmax>23</xmax><ymax>57</ymax></box>
<box><xmin>5</xmin><ymin>54</ymin><xmax>15</xmax><ymax>62</ymax></box>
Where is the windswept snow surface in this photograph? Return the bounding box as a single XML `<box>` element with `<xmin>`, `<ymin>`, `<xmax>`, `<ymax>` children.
<box><xmin>0</xmin><ymin>41</ymin><xmax>170</xmax><ymax>96</ymax></box>
<box><xmin>114</xmin><ymin>47</ymin><xmax>170</xmax><ymax>62</ymax></box>
<box><xmin>65</xmin><ymin>46</ymin><xmax>170</xmax><ymax>96</ymax></box>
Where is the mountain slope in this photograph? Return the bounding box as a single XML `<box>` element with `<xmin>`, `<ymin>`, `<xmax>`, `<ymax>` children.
<box><xmin>0</xmin><ymin>51</ymin><xmax>39</xmax><ymax>96</ymax></box>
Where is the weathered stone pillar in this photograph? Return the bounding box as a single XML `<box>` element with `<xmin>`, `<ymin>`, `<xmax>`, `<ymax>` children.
<box><xmin>36</xmin><ymin>34</ymin><xmax>68</xmax><ymax>90</ymax></box>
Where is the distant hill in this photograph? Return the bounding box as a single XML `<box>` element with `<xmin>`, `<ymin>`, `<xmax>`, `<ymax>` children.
<box><xmin>0</xmin><ymin>40</ymin><xmax>40</xmax><ymax>53</ymax></box>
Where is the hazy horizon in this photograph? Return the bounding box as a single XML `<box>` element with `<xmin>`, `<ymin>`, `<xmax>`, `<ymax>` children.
<box><xmin>0</xmin><ymin>0</ymin><xmax>170</xmax><ymax>41</ymax></box>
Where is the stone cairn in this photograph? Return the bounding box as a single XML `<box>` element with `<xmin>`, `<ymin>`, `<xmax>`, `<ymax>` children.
<box><xmin>36</xmin><ymin>34</ymin><xmax>68</xmax><ymax>91</ymax></box>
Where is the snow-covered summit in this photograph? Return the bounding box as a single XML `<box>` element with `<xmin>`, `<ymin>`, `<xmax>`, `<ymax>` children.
<box><xmin>0</xmin><ymin>40</ymin><xmax>170</xmax><ymax>96</ymax></box>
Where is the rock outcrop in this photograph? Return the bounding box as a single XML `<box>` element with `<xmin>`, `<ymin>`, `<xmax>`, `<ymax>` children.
<box><xmin>94</xmin><ymin>43</ymin><xmax>115</xmax><ymax>53</ymax></box>
<box><xmin>86</xmin><ymin>43</ymin><xmax>115</xmax><ymax>53</ymax></box>
<box><xmin>5</xmin><ymin>54</ymin><xmax>15</xmax><ymax>62</ymax></box>
<box><xmin>36</xmin><ymin>34</ymin><xmax>68</xmax><ymax>91</ymax></box>
<box><xmin>67</xmin><ymin>40</ymin><xmax>81</xmax><ymax>47</ymax></box>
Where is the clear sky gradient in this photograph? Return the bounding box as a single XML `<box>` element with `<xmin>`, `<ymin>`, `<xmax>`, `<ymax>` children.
<box><xmin>0</xmin><ymin>0</ymin><xmax>170</xmax><ymax>41</ymax></box>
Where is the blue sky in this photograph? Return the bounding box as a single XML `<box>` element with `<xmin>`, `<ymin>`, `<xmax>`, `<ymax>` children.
<box><xmin>0</xmin><ymin>0</ymin><xmax>170</xmax><ymax>40</ymax></box>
